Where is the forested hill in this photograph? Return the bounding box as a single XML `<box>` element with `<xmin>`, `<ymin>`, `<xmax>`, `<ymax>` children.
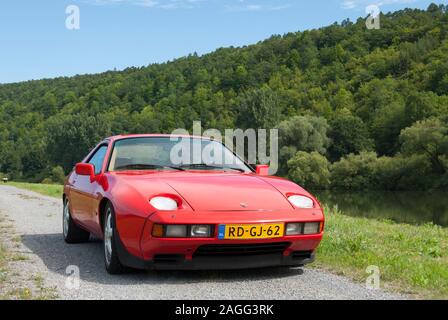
<box><xmin>1</xmin><ymin>4</ymin><xmax>448</xmax><ymax>190</ymax></box>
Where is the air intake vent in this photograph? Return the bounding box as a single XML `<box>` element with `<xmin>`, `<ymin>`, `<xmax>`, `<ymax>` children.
<box><xmin>291</xmin><ymin>251</ymin><xmax>313</xmax><ymax>259</ymax></box>
<box><xmin>194</xmin><ymin>242</ymin><xmax>290</xmax><ymax>257</ymax></box>
<box><xmin>153</xmin><ymin>254</ymin><xmax>184</xmax><ymax>264</ymax></box>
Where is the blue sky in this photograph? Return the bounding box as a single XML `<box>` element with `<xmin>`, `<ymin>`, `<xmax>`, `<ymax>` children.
<box><xmin>0</xmin><ymin>0</ymin><xmax>445</xmax><ymax>83</ymax></box>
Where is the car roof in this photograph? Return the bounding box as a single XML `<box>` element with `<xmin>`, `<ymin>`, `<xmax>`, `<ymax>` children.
<box><xmin>106</xmin><ymin>134</ymin><xmax>212</xmax><ymax>142</ymax></box>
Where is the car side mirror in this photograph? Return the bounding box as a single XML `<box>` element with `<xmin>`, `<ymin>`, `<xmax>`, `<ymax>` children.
<box><xmin>75</xmin><ymin>163</ymin><xmax>95</xmax><ymax>180</ymax></box>
<box><xmin>255</xmin><ymin>165</ymin><xmax>270</xmax><ymax>176</ymax></box>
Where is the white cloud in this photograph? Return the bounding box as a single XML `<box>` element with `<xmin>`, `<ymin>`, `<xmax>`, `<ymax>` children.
<box><xmin>82</xmin><ymin>0</ymin><xmax>206</xmax><ymax>9</ymax></box>
<box><xmin>341</xmin><ymin>0</ymin><xmax>357</xmax><ymax>9</ymax></box>
<box><xmin>226</xmin><ymin>0</ymin><xmax>291</xmax><ymax>11</ymax></box>
<box><xmin>82</xmin><ymin>0</ymin><xmax>290</xmax><ymax>11</ymax></box>
<box><xmin>341</xmin><ymin>0</ymin><xmax>418</xmax><ymax>10</ymax></box>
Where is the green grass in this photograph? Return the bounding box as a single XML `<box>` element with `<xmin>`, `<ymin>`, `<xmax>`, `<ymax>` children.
<box><xmin>7</xmin><ymin>182</ymin><xmax>63</xmax><ymax>198</ymax></box>
<box><xmin>0</xmin><ymin>215</ymin><xmax>8</xmax><ymax>285</ymax></box>
<box><xmin>316</xmin><ymin>206</ymin><xmax>448</xmax><ymax>299</ymax></box>
<box><xmin>0</xmin><ymin>244</ymin><xmax>7</xmax><ymax>283</ymax></box>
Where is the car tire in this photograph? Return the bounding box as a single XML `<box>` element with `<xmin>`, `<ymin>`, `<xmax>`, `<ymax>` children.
<box><xmin>103</xmin><ymin>202</ymin><xmax>127</xmax><ymax>274</ymax></box>
<box><xmin>63</xmin><ymin>198</ymin><xmax>90</xmax><ymax>243</ymax></box>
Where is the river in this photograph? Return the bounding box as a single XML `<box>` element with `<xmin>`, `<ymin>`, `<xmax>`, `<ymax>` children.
<box><xmin>314</xmin><ymin>191</ymin><xmax>448</xmax><ymax>227</ymax></box>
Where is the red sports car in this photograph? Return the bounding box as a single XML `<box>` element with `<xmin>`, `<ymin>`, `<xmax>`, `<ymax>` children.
<box><xmin>63</xmin><ymin>134</ymin><xmax>325</xmax><ymax>274</ymax></box>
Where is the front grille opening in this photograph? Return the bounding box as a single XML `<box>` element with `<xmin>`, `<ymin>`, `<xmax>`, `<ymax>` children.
<box><xmin>291</xmin><ymin>251</ymin><xmax>313</xmax><ymax>260</ymax></box>
<box><xmin>194</xmin><ymin>242</ymin><xmax>291</xmax><ymax>257</ymax></box>
<box><xmin>153</xmin><ymin>254</ymin><xmax>184</xmax><ymax>264</ymax></box>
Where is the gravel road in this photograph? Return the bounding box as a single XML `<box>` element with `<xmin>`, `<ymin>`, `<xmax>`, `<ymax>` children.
<box><xmin>0</xmin><ymin>185</ymin><xmax>406</xmax><ymax>300</ymax></box>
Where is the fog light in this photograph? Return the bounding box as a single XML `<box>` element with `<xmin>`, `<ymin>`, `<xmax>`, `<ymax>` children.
<box><xmin>304</xmin><ymin>222</ymin><xmax>320</xmax><ymax>235</ymax></box>
<box><xmin>190</xmin><ymin>225</ymin><xmax>211</xmax><ymax>238</ymax></box>
<box><xmin>165</xmin><ymin>225</ymin><xmax>187</xmax><ymax>238</ymax></box>
<box><xmin>286</xmin><ymin>223</ymin><xmax>303</xmax><ymax>236</ymax></box>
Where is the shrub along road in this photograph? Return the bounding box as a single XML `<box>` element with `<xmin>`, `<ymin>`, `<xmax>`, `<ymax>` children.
<box><xmin>0</xmin><ymin>185</ymin><xmax>405</xmax><ymax>300</ymax></box>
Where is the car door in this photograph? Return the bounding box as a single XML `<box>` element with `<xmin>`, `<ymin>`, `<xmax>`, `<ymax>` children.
<box><xmin>70</xmin><ymin>144</ymin><xmax>108</xmax><ymax>233</ymax></box>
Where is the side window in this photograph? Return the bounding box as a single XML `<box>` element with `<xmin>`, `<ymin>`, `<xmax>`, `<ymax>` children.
<box><xmin>88</xmin><ymin>145</ymin><xmax>108</xmax><ymax>175</ymax></box>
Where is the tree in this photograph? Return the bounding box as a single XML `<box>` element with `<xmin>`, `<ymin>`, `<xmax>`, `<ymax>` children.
<box><xmin>278</xmin><ymin>115</ymin><xmax>330</xmax><ymax>154</ymax></box>
<box><xmin>399</xmin><ymin>117</ymin><xmax>448</xmax><ymax>174</ymax></box>
<box><xmin>0</xmin><ymin>140</ymin><xmax>23</xmax><ymax>179</ymax></box>
<box><xmin>287</xmin><ymin>151</ymin><xmax>331</xmax><ymax>189</ymax></box>
<box><xmin>328</xmin><ymin>114</ymin><xmax>374</xmax><ymax>161</ymax></box>
<box><xmin>0</xmin><ymin>6</ymin><xmax>447</xmax><ymax>190</ymax></box>
<box><xmin>236</xmin><ymin>87</ymin><xmax>280</xmax><ymax>129</ymax></box>
<box><xmin>45</xmin><ymin>113</ymin><xmax>112</xmax><ymax>172</ymax></box>
<box><xmin>355</xmin><ymin>78</ymin><xmax>407</xmax><ymax>156</ymax></box>
<box><xmin>277</xmin><ymin>115</ymin><xmax>330</xmax><ymax>175</ymax></box>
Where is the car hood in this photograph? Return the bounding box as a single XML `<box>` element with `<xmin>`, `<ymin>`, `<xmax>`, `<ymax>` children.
<box><xmin>165</xmin><ymin>174</ymin><xmax>294</xmax><ymax>211</ymax></box>
<box><xmin>111</xmin><ymin>172</ymin><xmax>295</xmax><ymax>212</ymax></box>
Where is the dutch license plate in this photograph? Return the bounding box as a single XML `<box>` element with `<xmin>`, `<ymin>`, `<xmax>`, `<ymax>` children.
<box><xmin>218</xmin><ymin>223</ymin><xmax>284</xmax><ymax>240</ymax></box>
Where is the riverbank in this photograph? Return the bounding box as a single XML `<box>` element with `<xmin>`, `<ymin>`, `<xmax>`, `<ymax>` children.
<box><xmin>316</xmin><ymin>206</ymin><xmax>448</xmax><ymax>299</ymax></box>
<box><xmin>7</xmin><ymin>181</ymin><xmax>448</xmax><ymax>299</ymax></box>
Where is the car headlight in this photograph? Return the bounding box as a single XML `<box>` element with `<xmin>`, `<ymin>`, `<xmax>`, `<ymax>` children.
<box><xmin>286</xmin><ymin>222</ymin><xmax>322</xmax><ymax>235</ymax></box>
<box><xmin>286</xmin><ymin>223</ymin><xmax>303</xmax><ymax>235</ymax></box>
<box><xmin>190</xmin><ymin>225</ymin><xmax>211</xmax><ymax>238</ymax></box>
<box><xmin>288</xmin><ymin>195</ymin><xmax>314</xmax><ymax>208</ymax></box>
<box><xmin>304</xmin><ymin>222</ymin><xmax>320</xmax><ymax>234</ymax></box>
<box><xmin>150</xmin><ymin>196</ymin><xmax>178</xmax><ymax>211</ymax></box>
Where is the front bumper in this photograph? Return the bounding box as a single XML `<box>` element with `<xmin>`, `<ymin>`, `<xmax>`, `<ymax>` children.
<box><xmin>115</xmin><ymin>209</ymin><xmax>324</xmax><ymax>271</ymax></box>
<box><xmin>115</xmin><ymin>229</ymin><xmax>321</xmax><ymax>270</ymax></box>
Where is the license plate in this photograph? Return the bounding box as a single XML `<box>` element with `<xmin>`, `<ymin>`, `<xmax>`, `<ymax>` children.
<box><xmin>218</xmin><ymin>223</ymin><xmax>284</xmax><ymax>240</ymax></box>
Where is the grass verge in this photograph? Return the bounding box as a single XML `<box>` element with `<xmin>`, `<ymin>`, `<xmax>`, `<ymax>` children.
<box><xmin>316</xmin><ymin>206</ymin><xmax>448</xmax><ymax>299</ymax></box>
<box><xmin>0</xmin><ymin>213</ymin><xmax>57</xmax><ymax>300</ymax></box>
<box><xmin>0</xmin><ymin>243</ymin><xmax>7</xmax><ymax>284</ymax></box>
<box><xmin>7</xmin><ymin>182</ymin><xmax>63</xmax><ymax>198</ymax></box>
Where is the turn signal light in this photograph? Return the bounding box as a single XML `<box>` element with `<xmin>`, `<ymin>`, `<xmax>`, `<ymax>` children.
<box><xmin>152</xmin><ymin>224</ymin><xmax>164</xmax><ymax>237</ymax></box>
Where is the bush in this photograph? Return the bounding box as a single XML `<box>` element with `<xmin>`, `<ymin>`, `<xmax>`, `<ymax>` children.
<box><xmin>371</xmin><ymin>156</ymin><xmax>406</xmax><ymax>190</ymax></box>
<box><xmin>390</xmin><ymin>154</ymin><xmax>435</xmax><ymax>190</ymax></box>
<box><xmin>330</xmin><ymin>152</ymin><xmax>437</xmax><ymax>191</ymax></box>
<box><xmin>372</xmin><ymin>155</ymin><xmax>430</xmax><ymax>190</ymax></box>
<box><xmin>40</xmin><ymin>166</ymin><xmax>66</xmax><ymax>185</ymax></box>
<box><xmin>330</xmin><ymin>151</ymin><xmax>378</xmax><ymax>190</ymax></box>
<box><xmin>41</xmin><ymin>178</ymin><xmax>54</xmax><ymax>185</ymax></box>
<box><xmin>50</xmin><ymin>166</ymin><xmax>66</xmax><ymax>184</ymax></box>
<box><xmin>287</xmin><ymin>151</ymin><xmax>331</xmax><ymax>189</ymax></box>
<box><xmin>437</xmin><ymin>156</ymin><xmax>448</xmax><ymax>189</ymax></box>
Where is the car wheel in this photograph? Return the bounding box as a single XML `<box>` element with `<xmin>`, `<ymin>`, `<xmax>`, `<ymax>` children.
<box><xmin>103</xmin><ymin>203</ymin><xmax>126</xmax><ymax>274</ymax></box>
<box><xmin>63</xmin><ymin>198</ymin><xmax>90</xmax><ymax>243</ymax></box>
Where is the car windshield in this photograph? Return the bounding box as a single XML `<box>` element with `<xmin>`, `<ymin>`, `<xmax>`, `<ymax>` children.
<box><xmin>108</xmin><ymin>137</ymin><xmax>252</xmax><ymax>173</ymax></box>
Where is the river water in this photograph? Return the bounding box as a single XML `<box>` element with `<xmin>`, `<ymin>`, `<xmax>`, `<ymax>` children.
<box><xmin>314</xmin><ymin>191</ymin><xmax>448</xmax><ymax>227</ymax></box>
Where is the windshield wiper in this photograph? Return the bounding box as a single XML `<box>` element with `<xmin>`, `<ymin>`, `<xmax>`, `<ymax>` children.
<box><xmin>115</xmin><ymin>164</ymin><xmax>185</xmax><ymax>171</ymax></box>
<box><xmin>179</xmin><ymin>163</ymin><xmax>246</xmax><ymax>172</ymax></box>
